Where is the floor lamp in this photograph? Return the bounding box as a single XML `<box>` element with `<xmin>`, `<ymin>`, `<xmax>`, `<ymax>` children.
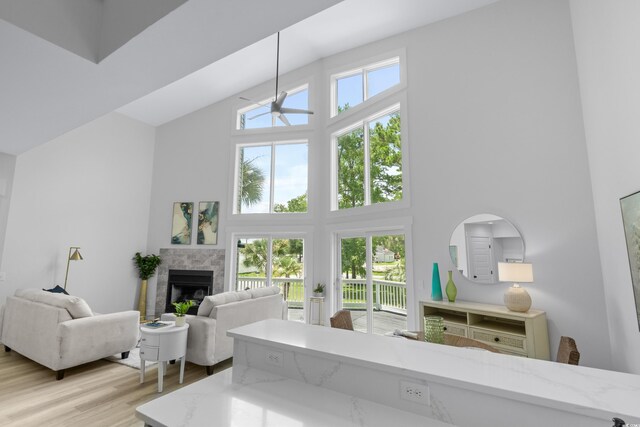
<box><xmin>64</xmin><ymin>247</ymin><xmax>83</xmax><ymax>291</ymax></box>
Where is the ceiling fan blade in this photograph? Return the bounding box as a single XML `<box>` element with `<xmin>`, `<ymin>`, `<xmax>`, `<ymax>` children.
<box><xmin>278</xmin><ymin>114</ymin><xmax>291</xmax><ymax>126</ymax></box>
<box><xmin>280</xmin><ymin>107</ymin><xmax>314</xmax><ymax>115</ymax></box>
<box><xmin>248</xmin><ymin>111</ymin><xmax>271</xmax><ymax>120</ymax></box>
<box><xmin>275</xmin><ymin>91</ymin><xmax>287</xmax><ymax>107</ymax></box>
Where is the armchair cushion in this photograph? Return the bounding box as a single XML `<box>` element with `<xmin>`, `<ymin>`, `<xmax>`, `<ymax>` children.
<box><xmin>15</xmin><ymin>289</ymin><xmax>93</xmax><ymax>318</ymax></box>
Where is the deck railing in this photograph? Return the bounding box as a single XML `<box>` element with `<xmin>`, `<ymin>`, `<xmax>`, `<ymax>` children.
<box><xmin>341</xmin><ymin>278</ymin><xmax>407</xmax><ymax>314</ymax></box>
<box><xmin>236</xmin><ymin>277</ymin><xmax>406</xmax><ymax>314</ymax></box>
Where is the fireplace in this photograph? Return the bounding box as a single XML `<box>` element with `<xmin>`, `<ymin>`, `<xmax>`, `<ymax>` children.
<box><xmin>165</xmin><ymin>269</ymin><xmax>213</xmax><ymax>315</ymax></box>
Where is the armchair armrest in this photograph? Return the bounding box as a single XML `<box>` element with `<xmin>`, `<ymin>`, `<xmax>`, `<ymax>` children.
<box><xmin>162</xmin><ymin>313</ymin><xmax>217</xmax><ymax>366</ymax></box>
<box><xmin>57</xmin><ymin>310</ymin><xmax>139</xmax><ymax>369</ymax></box>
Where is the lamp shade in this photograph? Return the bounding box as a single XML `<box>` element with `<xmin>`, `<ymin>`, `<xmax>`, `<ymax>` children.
<box><xmin>69</xmin><ymin>248</ymin><xmax>83</xmax><ymax>261</ymax></box>
<box><xmin>498</xmin><ymin>262</ymin><xmax>533</xmax><ymax>283</ymax></box>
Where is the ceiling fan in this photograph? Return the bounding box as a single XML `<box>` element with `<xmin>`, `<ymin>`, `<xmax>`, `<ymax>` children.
<box><xmin>240</xmin><ymin>32</ymin><xmax>314</xmax><ymax>126</ymax></box>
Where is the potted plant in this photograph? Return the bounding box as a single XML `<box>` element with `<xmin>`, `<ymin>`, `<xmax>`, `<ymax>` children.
<box><xmin>133</xmin><ymin>252</ymin><xmax>162</xmax><ymax>321</ymax></box>
<box><xmin>172</xmin><ymin>300</ymin><xmax>194</xmax><ymax>326</ymax></box>
<box><xmin>313</xmin><ymin>283</ymin><xmax>325</xmax><ymax>297</ymax></box>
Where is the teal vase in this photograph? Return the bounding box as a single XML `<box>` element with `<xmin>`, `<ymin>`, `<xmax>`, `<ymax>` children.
<box><xmin>445</xmin><ymin>270</ymin><xmax>457</xmax><ymax>302</ymax></box>
<box><xmin>431</xmin><ymin>263</ymin><xmax>443</xmax><ymax>301</ymax></box>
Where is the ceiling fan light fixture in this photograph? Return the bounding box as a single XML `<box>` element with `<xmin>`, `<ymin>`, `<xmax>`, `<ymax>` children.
<box><xmin>241</xmin><ymin>32</ymin><xmax>313</xmax><ymax>125</ymax></box>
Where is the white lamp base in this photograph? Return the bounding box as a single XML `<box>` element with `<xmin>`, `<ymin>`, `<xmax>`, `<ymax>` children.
<box><xmin>504</xmin><ymin>284</ymin><xmax>531</xmax><ymax>312</ymax></box>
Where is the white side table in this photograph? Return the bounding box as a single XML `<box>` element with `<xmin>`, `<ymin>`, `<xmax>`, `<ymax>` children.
<box><xmin>309</xmin><ymin>296</ymin><xmax>324</xmax><ymax>326</ymax></box>
<box><xmin>140</xmin><ymin>321</ymin><xmax>189</xmax><ymax>393</ymax></box>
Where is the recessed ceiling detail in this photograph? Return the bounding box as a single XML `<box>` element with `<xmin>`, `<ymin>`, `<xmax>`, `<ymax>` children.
<box><xmin>0</xmin><ymin>0</ymin><xmax>188</xmax><ymax>63</ymax></box>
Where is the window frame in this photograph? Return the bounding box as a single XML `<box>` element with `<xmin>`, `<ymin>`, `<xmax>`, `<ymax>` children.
<box><xmin>232</xmin><ymin>139</ymin><xmax>309</xmax><ymax>216</ymax></box>
<box><xmin>330</xmin><ymin>98</ymin><xmax>409</xmax><ymax>213</ymax></box>
<box><xmin>330</xmin><ymin>55</ymin><xmax>404</xmax><ymax>119</ymax></box>
<box><xmin>226</xmin><ymin>227</ymin><xmax>314</xmax><ymax>322</ymax></box>
<box><xmin>235</xmin><ymin>84</ymin><xmax>311</xmax><ymax>131</ymax></box>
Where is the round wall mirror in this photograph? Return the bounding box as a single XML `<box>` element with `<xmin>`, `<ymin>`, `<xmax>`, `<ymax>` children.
<box><xmin>449</xmin><ymin>214</ymin><xmax>524</xmax><ymax>284</ymax></box>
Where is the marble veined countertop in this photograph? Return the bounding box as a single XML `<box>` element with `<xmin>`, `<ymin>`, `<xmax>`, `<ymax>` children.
<box><xmin>136</xmin><ymin>369</ymin><xmax>452</xmax><ymax>427</ymax></box>
<box><xmin>228</xmin><ymin>319</ymin><xmax>640</xmax><ymax>420</ymax></box>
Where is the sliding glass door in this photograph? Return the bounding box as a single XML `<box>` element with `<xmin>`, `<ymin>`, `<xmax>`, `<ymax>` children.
<box><xmin>337</xmin><ymin>232</ymin><xmax>407</xmax><ymax>334</ymax></box>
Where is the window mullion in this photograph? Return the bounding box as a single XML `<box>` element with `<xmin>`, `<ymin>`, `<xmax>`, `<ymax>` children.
<box><xmin>363</xmin><ymin>121</ymin><xmax>371</xmax><ymax>206</ymax></box>
<box><xmin>362</xmin><ymin>70</ymin><xmax>368</xmax><ymax>103</ymax></box>
<box><xmin>269</xmin><ymin>143</ymin><xmax>276</xmax><ymax>213</ymax></box>
<box><xmin>266</xmin><ymin>237</ymin><xmax>273</xmax><ymax>287</ymax></box>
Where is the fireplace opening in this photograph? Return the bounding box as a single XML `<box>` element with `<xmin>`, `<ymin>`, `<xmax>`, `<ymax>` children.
<box><xmin>165</xmin><ymin>269</ymin><xmax>213</xmax><ymax>315</ymax></box>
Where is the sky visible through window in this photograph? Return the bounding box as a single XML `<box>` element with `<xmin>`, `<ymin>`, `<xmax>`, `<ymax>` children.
<box><xmin>240</xmin><ymin>143</ymin><xmax>308</xmax><ymax>214</ymax></box>
<box><xmin>336</xmin><ymin>62</ymin><xmax>399</xmax><ymax>113</ymax></box>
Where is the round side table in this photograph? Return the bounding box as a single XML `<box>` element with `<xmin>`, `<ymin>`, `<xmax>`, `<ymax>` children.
<box><xmin>139</xmin><ymin>321</ymin><xmax>189</xmax><ymax>393</ymax></box>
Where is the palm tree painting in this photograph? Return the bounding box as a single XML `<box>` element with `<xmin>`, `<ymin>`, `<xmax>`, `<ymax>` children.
<box><xmin>197</xmin><ymin>201</ymin><xmax>219</xmax><ymax>245</ymax></box>
<box><xmin>171</xmin><ymin>202</ymin><xmax>193</xmax><ymax>245</ymax></box>
<box><xmin>620</xmin><ymin>190</ymin><xmax>640</xmax><ymax>330</ymax></box>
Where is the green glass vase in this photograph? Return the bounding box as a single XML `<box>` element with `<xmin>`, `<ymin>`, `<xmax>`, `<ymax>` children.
<box><xmin>424</xmin><ymin>316</ymin><xmax>445</xmax><ymax>344</ymax></box>
<box><xmin>445</xmin><ymin>270</ymin><xmax>457</xmax><ymax>303</ymax></box>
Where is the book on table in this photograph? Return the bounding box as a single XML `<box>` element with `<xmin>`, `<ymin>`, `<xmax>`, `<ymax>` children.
<box><xmin>144</xmin><ymin>321</ymin><xmax>170</xmax><ymax>329</ymax></box>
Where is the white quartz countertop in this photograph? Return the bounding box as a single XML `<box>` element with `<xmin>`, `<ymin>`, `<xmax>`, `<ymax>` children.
<box><xmin>136</xmin><ymin>369</ymin><xmax>452</xmax><ymax>427</ymax></box>
<box><xmin>228</xmin><ymin>319</ymin><xmax>640</xmax><ymax>420</ymax></box>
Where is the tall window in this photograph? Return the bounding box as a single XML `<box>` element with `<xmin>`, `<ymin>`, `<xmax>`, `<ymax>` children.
<box><xmin>332</xmin><ymin>58</ymin><xmax>400</xmax><ymax>116</ymax></box>
<box><xmin>334</xmin><ymin>106</ymin><xmax>402</xmax><ymax>210</ymax></box>
<box><xmin>237</xmin><ymin>85</ymin><xmax>309</xmax><ymax>130</ymax></box>
<box><xmin>235</xmin><ymin>236</ymin><xmax>305</xmax><ymax>322</ymax></box>
<box><xmin>235</xmin><ymin>141</ymin><xmax>308</xmax><ymax>214</ymax></box>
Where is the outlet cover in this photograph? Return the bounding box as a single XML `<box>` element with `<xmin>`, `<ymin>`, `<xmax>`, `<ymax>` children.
<box><xmin>400</xmin><ymin>380</ymin><xmax>430</xmax><ymax>406</ymax></box>
<box><xmin>265</xmin><ymin>350</ymin><xmax>284</xmax><ymax>368</ymax></box>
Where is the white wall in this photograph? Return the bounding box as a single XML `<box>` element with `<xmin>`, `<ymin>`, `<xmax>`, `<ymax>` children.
<box><xmin>0</xmin><ymin>113</ymin><xmax>155</xmax><ymax>313</ymax></box>
<box><xmin>570</xmin><ymin>0</ymin><xmax>640</xmax><ymax>374</ymax></box>
<box><xmin>0</xmin><ymin>152</ymin><xmax>17</xmax><ymax>266</ymax></box>
<box><xmin>146</xmin><ymin>0</ymin><xmax>612</xmax><ymax>368</ymax></box>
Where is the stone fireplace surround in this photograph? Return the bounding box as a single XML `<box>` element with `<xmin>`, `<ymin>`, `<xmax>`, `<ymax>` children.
<box><xmin>155</xmin><ymin>248</ymin><xmax>225</xmax><ymax>316</ymax></box>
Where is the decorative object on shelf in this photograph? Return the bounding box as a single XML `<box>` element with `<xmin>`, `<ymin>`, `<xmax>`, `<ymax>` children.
<box><xmin>445</xmin><ymin>270</ymin><xmax>457</xmax><ymax>302</ymax></box>
<box><xmin>197</xmin><ymin>201</ymin><xmax>219</xmax><ymax>245</ymax></box>
<box><xmin>63</xmin><ymin>247</ymin><xmax>83</xmax><ymax>291</ymax></box>
<box><xmin>133</xmin><ymin>252</ymin><xmax>162</xmax><ymax>321</ymax></box>
<box><xmin>424</xmin><ymin>316</ymin><xmax>445</xmax><ymax>344</ymax></box>
<box><xmin>171</xmin><ymin>202</ymin><xmax>193</xmax><ymax>245</ymax></box>
<box><xmin>172</xmin><ymin>300</ymin><xmax>194</xmax><ymax>327</ymax></box>
<box><xmin>498</xmin><ymin>262</ymin><xmax>534</xmax><ymax>312</ymax></box>
<box><xmin>313</xmin><ymin>283</ymin><xmax>325</xmax><ymax>297</ymax></box>
<box><xmin>620</xmin><ymin>190</ymin><xmax>640</xmax><ymax>331</ymax></box>
<box><xmin>449</xmin><ymin>213</ymin><xmax>525</xmax><ymax>284</ymax></box>
<box><xmin>431</xmin><ymin>262</ymin><xmax>443</xmax><ymax>301</ymax></box>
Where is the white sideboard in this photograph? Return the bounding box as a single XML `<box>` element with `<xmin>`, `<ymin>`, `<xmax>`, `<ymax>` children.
<box><xmin>420</xmin><ymin>300</ymin><xmax>550</xmax><ymax>359</ymax></box>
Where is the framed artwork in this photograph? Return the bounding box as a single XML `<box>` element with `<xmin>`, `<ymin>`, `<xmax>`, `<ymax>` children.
<box><xmin>197</xmin><ymin>201</ymin><xmax>219</xmax><ymax>245</ymax></box>
<box><xmin>620</xmin><ymin>190</ymin><xmax>640</xmax><ymax>331</ymax></box>
<box><xmin>171</xmin><ymin>202</ymin><xmax>193</xmax><ymax>245</ymax></box>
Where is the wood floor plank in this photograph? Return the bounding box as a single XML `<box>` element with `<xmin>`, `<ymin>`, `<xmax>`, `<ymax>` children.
<box><xmin>0</xmin><ymin>347</ymin><xmax>216</xmax><ymax>426</ymax></box>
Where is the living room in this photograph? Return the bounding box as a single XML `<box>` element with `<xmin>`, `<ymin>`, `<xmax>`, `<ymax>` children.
<box><xmin>1</xmin><ymin>0</ymin><xmax>640</xmax><ymax>425</ymax></box>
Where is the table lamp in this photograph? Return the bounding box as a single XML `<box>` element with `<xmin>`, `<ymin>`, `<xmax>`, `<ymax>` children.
<box><xmin>498</xmin><ymin>262</ymin><xmax>533</xmax><ymax>312</ymax></box>
<box><xmin>63</xmin><ymin>247</ymin><xmax>83</xmax><ymax>290</ymax></box>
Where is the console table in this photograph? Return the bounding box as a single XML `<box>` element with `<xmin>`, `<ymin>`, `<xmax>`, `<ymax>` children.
<box><xmin>140</xmin><ymin>321</ymin><xmax>189</xmax><ymax>392</ymax></box>
<box><xmin>419</xmin><ymin>300</ymin><xmax>549</xmax><ymax>359</ymax></box>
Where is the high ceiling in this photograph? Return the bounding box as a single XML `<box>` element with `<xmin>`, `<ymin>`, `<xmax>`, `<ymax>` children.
<box><xmin>0</xmin><ymin>0</ymin><xmax>497</xmax><ymax>155</ymax></box>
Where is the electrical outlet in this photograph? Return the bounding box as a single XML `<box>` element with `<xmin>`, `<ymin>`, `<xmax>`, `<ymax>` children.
<box><xmin>400</xmin><ymin>380</ymin><xmax>430</xmax><ymax>406</ymax></box>
<box><xmin>0</xmin><ymin>272</ymin><xmax>6</xmax><ymax>281</ymax></box>
<box><xmin>265</xmin><ymin>350</ymin><xmax>284</xmax><ymax>367</ymax></box>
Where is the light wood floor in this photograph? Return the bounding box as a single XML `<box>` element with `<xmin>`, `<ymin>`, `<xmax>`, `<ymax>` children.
<box><xmin>0</xmin><ymin>348</ymin><xmax>230</xmax><ymax>426</ymax></box>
